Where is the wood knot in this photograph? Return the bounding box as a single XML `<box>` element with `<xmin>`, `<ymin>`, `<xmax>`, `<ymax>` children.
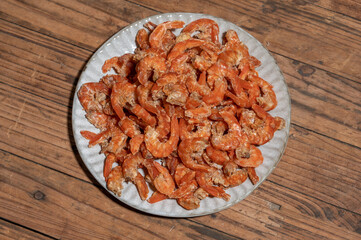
<box><xmin>297</xmin><ymin>64</ymin><xmax>315</xmax><ymax>77</ymax></box>
<box><xmin>33</xmin><ymin>190</ymin><xmax>45</xmax><ymax>200</ymax></box>
<box><xmin>262</xmin><ymin>1</ymin><xmax>277</xmax><ymax>14</ymax></box>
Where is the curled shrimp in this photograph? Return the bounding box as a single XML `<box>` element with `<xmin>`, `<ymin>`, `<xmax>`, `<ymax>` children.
<box><xmin>136</xmin><ymin>28</ymin><xmax>150</xmax><ymax>50</ymax></box>
<box><xmin>252</xmin><ymin>76</ymin><xmax>277</xmax><ymax>111</ymax></box>
<box><xmin>186</xmin><ymin>71</ymin><xmax>211</xmax><ymax>96</ymax></box>
<box><xmin>149</xmin><ymin>20</ymin><xmax>185</xmax><ymax>50</ymax></box>
<box><xmin>144</xmin><ymin>116</ymin><xmax>179</xmax><ymax>158</ymax></box>
<box><xmin>178</xmin><ymin>138</ymin><xmax>211</xmax><ymax>172</ymax></box>
<box><xmin>205</xmin><ymin>146</ymin><xmax>230</xmax><ymax>165</ymax></box>
<box><xmin>179</xmin><ymin>118</ymin><xmax>211</xmax><ymax>141</ymax></box>
<box><xmin>202</xmin><ymin>78</ymin><xmax>227</xmax><ymax>106</ymax></box>
<box><xmin>102</xmin><ymin>54</ymin><xmax>135</xmax><ymax>77</ymax></box>
<box><xmin>111</xmin><ymin>81</ymin><xmax>136</xmax><ymax>119</ymax></box>
<box><xmin>234</xmin><ymin>145</ymin><xmax>263</xmax><ymax>168</ymax></box>
<box><xmin>129</xmin><ymin>134</ymin><xmax>144</xmax><ymax>155</ymax></box>
<box><xmin>152</xmin><ymin>161</ymin><xmax>176</xmax><ymax>196</ymax></box>
<box><xmin>85</xmin><ymin>111</ymin><xmax>112</xmax><ymax>131</ymax></box>
<box><xmin>181</xmin><ymin>18</ymin><xmax>220</xmax><ymax>44</ymax></box>
<box><xmin>184</xmin><ymin>102</ymin><xmax>211</xmax><ymax>119</ymax></box>
<box><xmin>163</xmin><ymin>83</ymin><xmax>189</xmax><ymax>107</ymax></box>
<box><xmin>136</xmin><ymin>55</ymin><xmax>167</xmax><ymax>85</ymax></box>
<box><xmin>78</xmin><ymin>82</ymin><xmax>109</xmax><ymax>113</ymax></box>
<box><xmin>167</xmin><ymin>39</ymin><xmax>206</xmax><ymax>61</ymax></box>
<box><xmin>195</xmin><ymin>171</ymin><xmax>230</xmax><ymax>201</ymax></box>
<box><xmin>118</xmin><ymin>117</ymin><xmax>141</xmax><ymax>138</ymax></box>
<box><xmin>211</xmin><ymin>110</ymin><xmax>244</xmax><ymax>151</ymax></box>
<box><xmin>122</xmin><ymin>153</ymin><xmax>149</xmax><ymax>200</ymax></box>
<box><xmin>106</xmin><ymin>165</ymin><xmax>125</xmax><ymax>197</ymax></box>
<box><xmin>241</xmin><ymin>104</ymin><xmax>282</xmax><ymax>145</ymax></box>
<box><xmin>246</xmin><ymin>167</ymin><xmax>259</xmax><ymax>185</ymax></box>
<box><xmin>223</xmin><ymin>161</ymin><xmax>248</xmax><ymax>187</ymax></box>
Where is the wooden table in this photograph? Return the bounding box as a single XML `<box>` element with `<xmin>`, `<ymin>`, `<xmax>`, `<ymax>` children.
<box><xmin>1</xmin><ymin>1</ymin><xmax>360</xmax><ymax>239</ymax></box>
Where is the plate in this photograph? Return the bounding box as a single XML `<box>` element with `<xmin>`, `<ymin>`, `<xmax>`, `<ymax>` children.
<box><xmin>72</xmin><ymin>12</ymin><xmax>291</xmax><ymax>217</ymax></box>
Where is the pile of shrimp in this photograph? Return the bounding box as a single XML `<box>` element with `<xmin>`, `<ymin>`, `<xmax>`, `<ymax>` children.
<box><xmin>78</xmin><ymin>19</ymin><xmax>285</xmax><ymax>210</ymax></box>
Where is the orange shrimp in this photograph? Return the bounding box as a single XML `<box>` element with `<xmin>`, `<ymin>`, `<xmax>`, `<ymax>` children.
<box><xmin>100</xmin><ymin>74</ymin><xmax>128</xmax><ymax>89</ymax></box>
<box><xmin>152</xmin><ymin>161</ymin><xmax>176</xmax><ymax>196</ymax></box>
<box><xmin>193</xmin><ymin>42</ymin><xmax>220</xmax><ymax>71</ymax></box>
<box><xmin>184</xmin><ymin>102</ymin><xmax>211</xmax><ymax>119</ymax></box>
<box><xmin>246</xmin><ymin>167</ymin><xmax>259</xmax><ymax>185</ymax></box>
<box><xmin>122</xmin><ymin>153</ymin><xmax>149</xmax><ymax>200</ymax></box>
<box><xmin>155</xmin><ymin>108</ymin><xmax>171</xmax><ymax>138</ymax></box>
<box><xmin>118</xmin><ymin>117</ymin><xmax>141</xmax><ymax>138</ymax></box>
<box><xmin>223</xmin><ymin>161</ymin><xmax>248</xmax><ymax>187</ymax></box>
<box><xmin>102</xmin><ymin>54</ymin><xmax>135</xmax><ymax>77</ymax></box>
<box><xmin>178</xmin><ymin>138</ymin><xmax>211</xmax><ymax>172</ymax></box>
<box><xmin>144</xmin><ymin>116</ymin><xmax>179</xmax><ymax>158</ymax></box>
<box><xmin>136</xmin><ymin>28</ymin><xmax>150</xmax><ymax>50</ymax></box>
<box><xmin>169</xmin><ymin>180</ymin><xmax>198</xmax><ymax>199</ymax></box>
<box><xmin>137</xmin><ymin>82</ymin><xmax>161</xmax><ymax>114</ymax></box>
<box><xmin>78</xmin><ymin>82</ymin><xmax>109</xmax><ymax>113</ymax></box>
<box><xmin>167</xmin><ymin>39</ymin><xmax>206</xmax><ymax>61</ymax></box>
<box><xmin>147</xmin><ymin>191</ymin><xmax>168</xmax><ymax>204</ymax></box>
<box><xmin>234</xmin><ymin>145</ymin><xmax>263</xmax><ymax>168</ymax></box>
<box><xmin>85</xmin><ymin>111</ymin><xmax>112</xmax><ymax>131</ymax></box>
<box><xmin>149</xmin><ymin>21</ymin><xmax>185</xmax><ymax>50</ymax></box>
<box><xmin>174</xmin><ymin>163</ymin><xmax>195</xmax><ymax>187</ymax></box>
<box><xmin>181</xmin><ymin>18</ymin><xmax>220</xmax><ymax>44</ymax></box>
<box><xmin>211</xmin><ymin>110</ymin><xmax>244</xmax><ymax>151</ymax></box>
<box><xmin>241</xmin><ymin>104</ymin><xmax>280</xmax><ymax>145</ymax></box>
<box><xmin>129</xmin><ymin>104</ymin><xmax>157</xmax><ymax>127</ymax></box>
<box><xmin>111</xmin><ymin>81</ymin><xmax>136</xmax><ymax>119</ymax></box>
<box><xmin>186</xmin><ymin>71</ymin><xmax>211</xmax><ymax>96</ymax></box>
<box><xmin>106</xmin><ymin>165</ymin><xmax>124</xmax><ymax>197</ymax></box>
<box><xmin>195</xmin><ymin>171</ymin><xmax>230</xmax><ymax>201</ymax></box>
<box><xmin>164</xmin><ymin>155</ymin><xmax>180</xmax><ymax>176</ymax></box>
<box><xmin>251</xmin><ymin>76</ymin><xmax>277</xmax><ymax>111</ymax></box>
<box><xmin>177</xmin><ymin>194</ymin><xmax>201</xmax><ymax>210</ymax></box>
<box><xmin>129</xmin><ymin>134</ymin><xmax>144</xmax><ymax>155</ymax></box>
<box><xmin>103</xmin><ymin>153</ymin><xmax>116</xmax><ymax>179</ymax></box>
<box><xmin>202</xmin><ymin>78</ymin><xmax>227</xmax><ymax>106</ymax></box>
<box><xmin>205</xmin><ymin>146</ymin><xmax>230</xmax><ymax>165</ymax></box>
<box><xmin>163</xmin><ymin>83</ymin><xmax>189</xmax><ymax>107</ymax></box>
<box><xmin>136</xmin><ymin>55</ymin><xmax>167</xmax><ymax>85</ymax></box>
<box><xmin>103</xmin><ymin>126</ymin><xmax>128</xmax><ymax>154</ymax></box>
<box><xmin>179</xmin><ymin>118</ymin><xmax>211</xmax><ymax>141</ymax></box>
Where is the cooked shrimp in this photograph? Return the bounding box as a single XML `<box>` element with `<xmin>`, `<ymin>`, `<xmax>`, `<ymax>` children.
<box><xmin>136</xmin><ymin>28</ymin><xmax>150</xmax><ymax>50</ymax></box>
<box><xmin>163</xmin><ymin>83</ymin><xmax>189</xmax><ymax>106</ymax></box>
<box><xmin>78</xmin><ymin>82</ymin><xmax>109</xmax><ymax>113</ymax></box>
<box><xmin>111</xmin><ymin>81</ymin><xmax>136</xmax><ymax>119</ymax></box>
<box><xmin>85</xmin><ymin>111</ymin><xmax>112</xmax><ymax>131</ymax></box>
<box><xmin>179</xmin><ymin>118</ymin><xmax>211</xmax><ymax>141</ymax></box>
<box><xmin>234</xmin><ymin>145</ymin><xmax>263</xmax><ymax>168</ymax></box>
<box><xmin>211</xmin><ymin>110</ymin><xmax>244</xmax><ymax>151</ymax></box>
<box><xmin>177</xmin><ymin>194</ymin><xmax>201</xmax><ymax>210</ymax></box>
<box><xmin>195</xmin><ymin>171</ymin><xmax>230</xmax><ymax>201</ymax></box>
<box><xmin>153</xmin><ymin>161</ymin><xmax>176</xmax><ymax>196</ymax></box>
<box><xmin>137</xmin><ymin>82</ymin><xmax>161</xmax><ymax>114</ymax></box>
<box><xmin>181</xmin><ymin>18</ymin><xmax>220</xmax><ymax>44</ymax></box>
<box><xmin>223</xmin><ymin>161</ymin><xmax>247</xmax><ymax>187</ymax></box>
<box><xmin>147</xmin><ymin>191</ymin><xmax>168</xmax><ymax>204</ymax></box>
<box><xmin>202</xmin><ymin>78</ymin><xmax>227</xmax><ymax>106</ymax></box>
<box><xmin>103</xmin><ymin>153</ymin><xmax>116</xmax><ymax>179</ymax></box>
<box><xmin>205</xmin><ymin>146</ymin><xmax>229</xmax><ymax>165</ymax></box>
<box><xmin>167</xmin><ymin>39</ymin><xmax>206</xmax><ymax>61</ymax></box>
<box><xmin>129</xmin><ymin>134</ymin><xmax>144</xmax><ymax>155</ymax></box>
<box><xmin>102</xmin><ymin>54</ymin><xmax>135</xmax><ymax>77</ymax></box>
<box><xmin>252</xmin><ymin>76</ymin><xmax>277</xmax><ymax>111</ymax></box>
<box><xmin>178</xmin><ymin>138</ymin><xmax>211</xmax><ymax>172</ymax></box>
<box><xmin>122</xmin><ymin>153</ymin><xmax>149</xmax><ymax>200</ymax></box>
<box><xmin>129</xmin><ymin>104</ymin><xmax>157</xmax><ymax>127</ymax></box>
<box><xmin>136</xmin><ymin>55</ymin><xmax>167</xmax><ymax>85</ymax></box>
<box><xmin>186</xmin><ymin>71</ymin><xmax>211</xmax><ymax>96</ymax></box>
<box><xmin>106</xmin><ymin>165</ymin><xmax>124</xmax><ymax>197</ymax></box>
<box><xmin>144</xmin><ymin>116</ymin><xmax>179</xmax><ymax>158</ymax></box>
<box><xmin>246</xmin><ymin>167</ymin><xmax>259</xmax><ymax>185</ymax></box>
<box><xmin>184</xmin><ymin>102</ymin><xmax>211</xmax><ymax>119</ymax></box>
<box><xmin>149</xmin><ymin>21</ymin><xmax>184</xmax><ymax>50</ymax></box>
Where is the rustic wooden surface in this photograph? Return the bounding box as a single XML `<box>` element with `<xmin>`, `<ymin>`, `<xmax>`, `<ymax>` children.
<box><xmin>0</xmin><ymin>0</ymin><xmax>360</xmax><ymax>239</ymax></box>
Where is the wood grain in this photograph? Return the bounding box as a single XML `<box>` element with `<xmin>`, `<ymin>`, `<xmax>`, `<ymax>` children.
<box><xmin>0</xmin><ymin>0</ymin><xmax>360</xmax><ymax>239</ymax></box>
<box><xmin>0</xmin><ymin>219</ymin><xmax>54</xmax><ymax>240</ymax></box>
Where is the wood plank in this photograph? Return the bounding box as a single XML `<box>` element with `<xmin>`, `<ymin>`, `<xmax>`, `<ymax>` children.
<box><xmin>0</xmin><ymin>0</ymin><xmax>157</xmax><ymax>50</ymax></box>
<box><xmin>0</xmin><ymin>150</ymin><xmax>242</xmax><ymax>240</ymax></box>
<box><xmin>131</xmin><ymin>0</ymin><xmax>361</xmax><ymax>81</ymax></box>
<box><xmin>312</xmin><ymin>0</ymin><xmax>361</xmax><ymax>20</ymax></box>
<box><xmin>2</xmin><ymin>150</ymin><xmax>360</xmax><ymax>239</ymax></box>
<box><xmin>0</xmin><ymin>219</ymin><xmax>54</xmax><ymax>240</ymax></box>
<box><xmin>270</xmin><ymin>124</ymin><xmax>361</xmax><ymax>214</ymax></box>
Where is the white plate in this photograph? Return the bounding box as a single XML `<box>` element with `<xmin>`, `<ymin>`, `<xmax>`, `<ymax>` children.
<box><xmin>72</xmin><ymin>12</ymin><xmax>291</xmax><ymax>217</ymax></box>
